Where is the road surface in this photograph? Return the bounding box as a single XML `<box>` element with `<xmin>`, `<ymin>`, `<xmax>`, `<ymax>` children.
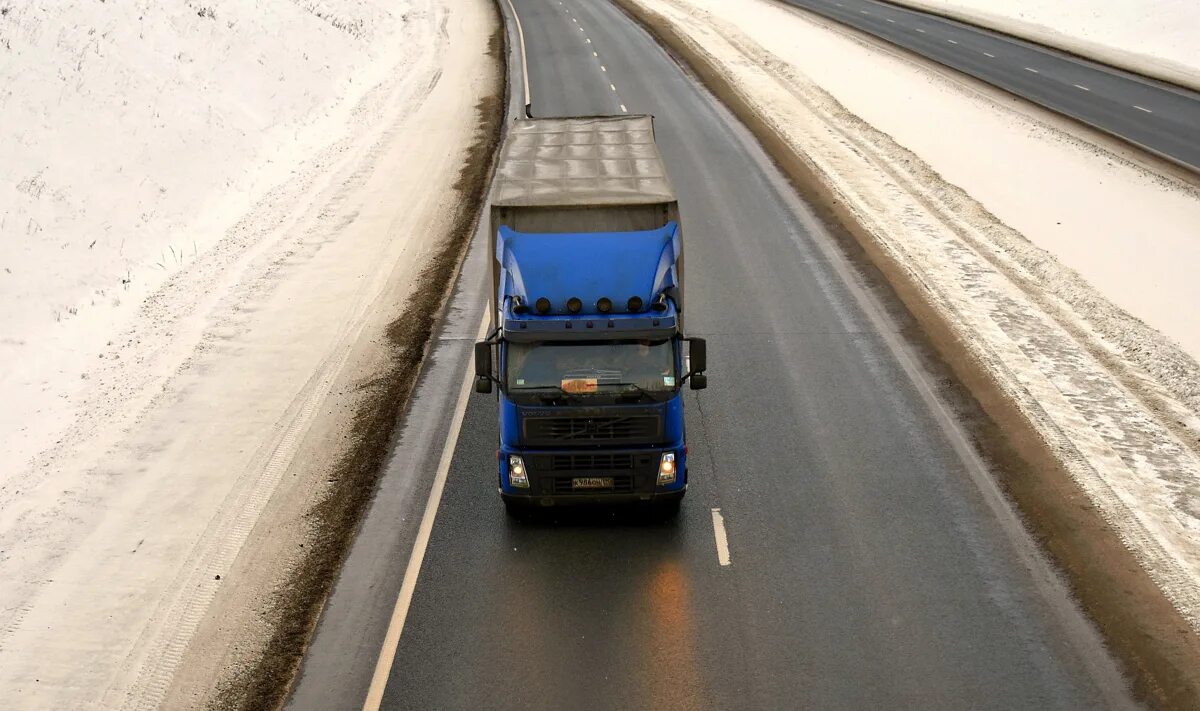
<box><xmin>288</xmin><ymin>0</ymin><xmax>1136</xmax><ymax>708</ymax></box>
<box><xmin>779</xmin><ymin>0</ymin><xmax>1200</xmax><ymax>172</ymax></box>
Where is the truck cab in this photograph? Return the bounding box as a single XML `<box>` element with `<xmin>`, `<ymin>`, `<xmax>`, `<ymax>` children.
<box><xmin>473</xmin><ymin>116</ymin><xmax>706</xmax><ymax>514</ymax></box>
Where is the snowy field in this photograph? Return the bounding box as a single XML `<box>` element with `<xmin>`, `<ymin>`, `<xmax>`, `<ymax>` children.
<box><xmin>890</xmin><ymin>0</ymin><xmax>1200</xmax><ymax>91</ymax></box>
<box><xmin>0</xmin><ymin>0</ymin><xmax>497</xmax><ymax>707</ymax></box>
<box><xmin>2</xmin><ymin>0</ymin><xmax>408</xmax><ymax>474</ymax></box>
<box><xmin>620</xmin><ymin>0</ymin><xmax>1200</xmax><ymax>633</ymax></box>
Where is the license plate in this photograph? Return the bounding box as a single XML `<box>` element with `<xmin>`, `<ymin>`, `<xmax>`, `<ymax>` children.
<box><xmin>572</xmin><ymin>477</ymin><xmax>614</xmax><ymax>490</ymax></box>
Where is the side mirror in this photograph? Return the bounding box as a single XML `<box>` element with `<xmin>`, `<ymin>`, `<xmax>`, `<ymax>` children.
<box><xmin>690</xmin><ymin>373</ymin><xmax>708</xmax><ymax>391</ymax></box>
<box><xmin>474</xmin><ymin>342</ymin><xmax>493</xmax><ymax>394</ymax></box>
<box><xmin>688</xmin><ymin>337</ymin><xmax>706</xmax><ymax>374</ymax></box>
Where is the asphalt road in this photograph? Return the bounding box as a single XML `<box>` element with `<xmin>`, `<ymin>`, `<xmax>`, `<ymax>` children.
<box><xmin>288</xmin><ymin>0</ymin><xmax>1137</xmax><ymax>708</ymax></box>
<box><xmin>779</xmin><ymin>0</ymin><xmax>1200</xmax><ymax>172</ymax></box>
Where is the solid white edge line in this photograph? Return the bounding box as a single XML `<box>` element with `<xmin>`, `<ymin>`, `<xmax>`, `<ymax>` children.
<box><xmin>361</xmin><ymin>313</ymin><xmax>490</xmax><ymax>711</ymax></box>
<box><xmin>501</xmin><ymin>0</ymin><xmax>531</xmax><ymax>113</ymax></box>
<box><xmin>711</xmin><ymin>509</ymin><xmax>731</xmax><ymax>566</ymax></box>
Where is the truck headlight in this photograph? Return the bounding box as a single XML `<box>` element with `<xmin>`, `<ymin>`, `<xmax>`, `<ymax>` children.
<box><xmin>508</xmin><ymin>455</ymin><xmax>529</xmax><ymax>488</ymax></box>
<box><xmin>657</xmin><ymin>452</ymin><xmax>677</xmax><ymax>485</ymax></box>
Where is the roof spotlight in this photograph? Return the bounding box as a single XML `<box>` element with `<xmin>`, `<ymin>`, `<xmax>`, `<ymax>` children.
<box><xmin>566</xmin><ymin>297</ymin><xmax>583</xmax><ymax>314</ymax></box>
<box><xmin>627</xmin><ymin>295</ymin><xmax>644</xmax><ymax>313</ymax></box>
<box><xmin>596</xmin><ymin>297</ymin><xmax>613</xmax><ymax>313</ymax></box>
<box><xmin>535</xmin><ymin>297</ymin><xmax>552</xmax><ymax>314</ymax></box>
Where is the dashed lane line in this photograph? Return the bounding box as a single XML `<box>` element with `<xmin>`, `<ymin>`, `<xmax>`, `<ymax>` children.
<box><xmin>711</xmin><ymin>509</ymin><xmax>732</xmax><ymax>567</ymax></box>
<box><xmin>1134</xmin><ymin>105</ymin><xmax>1154</xmax><ymax>113</ymax></box>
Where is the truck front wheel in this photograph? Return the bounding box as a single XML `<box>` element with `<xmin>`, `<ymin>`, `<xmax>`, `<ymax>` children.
<box><xmin>504</xmin><ymin>498</ymin><xmax>532</xmax><ymax>521</ymax></box>
<box><xmin>653</xmin><ymin>495</ymin><xmax>682</xmax><ymax>519</ymax></box>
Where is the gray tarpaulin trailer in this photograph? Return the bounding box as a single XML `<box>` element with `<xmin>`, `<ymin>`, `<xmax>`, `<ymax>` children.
<box><xmin>487</xmin><ymin>115</ymin><xmax>682</xmax><ymax>329</ymax></box>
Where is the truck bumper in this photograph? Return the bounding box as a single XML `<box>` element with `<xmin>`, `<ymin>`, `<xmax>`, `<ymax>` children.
<box><xmin>499</xmin><ymin>446</ymin><xmax>687</xmax><ymax>501</ymax></box>
<box><xmin>500</xmin><ymin>486</ymin><xmax>686</xmax><ymax>508</ymax></box>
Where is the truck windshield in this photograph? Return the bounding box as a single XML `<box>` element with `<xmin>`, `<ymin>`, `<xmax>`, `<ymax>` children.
<box><xmin>506</xmin><ymin>339</ymin><xmax>678</xmax><ymax>402</ymax></box>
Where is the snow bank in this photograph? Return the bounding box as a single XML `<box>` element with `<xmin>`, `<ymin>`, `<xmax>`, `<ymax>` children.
<box><xmin>888</xmin><ymin>0</ymin><xmax>1200</xmax><ymax>92</ymax></box>
<box><xmin>621</xmin><ymin>0</ymin><xmax>1200</xmax><ymax>631</ymax></box>
<box><xmin>0</xmin><ymin>0</ymin><xmax>499</xmax><ymax>707</ymax></box>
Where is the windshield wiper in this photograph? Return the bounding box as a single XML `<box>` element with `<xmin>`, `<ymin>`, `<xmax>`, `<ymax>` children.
<box><xmin>520</xmin><ymin>385</ymin><xmax>583</xmax><ymax>404</ymax></box>
<box><xmin>610</xmin><ymin>383</ymin><xmax>656</xmax><ymax>403</ymax></box>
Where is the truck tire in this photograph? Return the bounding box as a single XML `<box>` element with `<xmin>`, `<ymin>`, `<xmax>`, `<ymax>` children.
<box><xmin>504</xmin><ymin>499</ymin><xmax>531</xmax><ymax>521</ymax></box>
<box><xmin>653</xmin><ymin>496</ymin><xmax>682</xmax><ymax>519</ymax></box>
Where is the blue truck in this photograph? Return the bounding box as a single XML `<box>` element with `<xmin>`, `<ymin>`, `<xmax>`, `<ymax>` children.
<box><xmin>473</xmin><ymin>115</ymin><xmax>707</xmax><ymax>516</ymax></box>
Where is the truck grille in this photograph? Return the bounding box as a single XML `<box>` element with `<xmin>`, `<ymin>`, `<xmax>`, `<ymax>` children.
<box><xmin>523</xmin><ymin>415</ymin><xmax>660</xmax><ymax>445</ymax></box>
<box><xmin>547</xmin><ymin>453</ymin><xmax>636</xmax><ymax>472</ymax></box>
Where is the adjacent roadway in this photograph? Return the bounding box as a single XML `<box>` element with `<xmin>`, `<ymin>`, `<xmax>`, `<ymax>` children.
<box><xmin>779</xmin><ymin>0</ymin><xmax>1200</xmax><ymax>172</ymax></box>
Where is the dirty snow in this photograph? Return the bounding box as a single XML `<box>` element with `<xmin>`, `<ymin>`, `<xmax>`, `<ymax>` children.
<box><xmin>0</xmin><ymin>0</ymin><xmax>496</xmax><ymax>707</ymax></box>
<box><xmin>624</xmin><ymin>0</ymin><xmax>1200</xmax><ymax>629</ymax></box>
<box><xmin>889</xmin><ymin>0</ymin><xmax>1200</xmax><ymax>91</ymax></box>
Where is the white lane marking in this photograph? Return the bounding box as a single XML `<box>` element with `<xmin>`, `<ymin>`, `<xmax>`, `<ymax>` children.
<box><xmin>711</xmin><ymin>509</ymin><xmax>731</xmax><ymax>566</ymax></box>
<box><xmin>982</xmin><ymin>51</ymin><xmax>995</xmax><ymax>58</ymax></box>
<box><xmin>610</xmin><ymin>83</ymin><xmax>617</xmax><ymax>92</ymax></box>
<box><xmin>362</xmin><ymin>313</ymin><xmax>489</xmax><ymax>711</ymax></box>
<box><xmin>593</xmin><ymin>51</ymin><xmax>598</xmax><ymax>57</ymax></box>
<box><xmin>915</xmin><ymin>28</ymin><xmax>925</xmax><ymax>33</ymax></box>
<box><xmin>501</xmin><ymin>0</ymin><xmax>531</xmax><ymax>117</ymax></box>
<box><xmin>1074</xmin><ymin>84</ymin><xmax>1090</xmax><ymax>91</ymax></box>
<box><xmin>572</xmin><ymin>17</ymin><xmax>577</xmax><ymax>23</ymax></box>
<box><xmin>886</xmin><ymin>18</ymin><xmax>895</xmax><ymax>23</ymax></box>
<box><xmin>1024</xmin><ymin>67</ymin><xmax>1039</xmax><ymax>74</ymax></box>
<box><xmin>947</xmin><ymin>39</ymin><xmax>958</xmax><ymax>44</ymax></box>
<box><xmin>860</xmin><ymin>10</ymin><xmax>869</xmax><ymax>14</ymax></box>
<box><xmin>620</xmin><ymin>104</ymin><xmax>628</xmax><ymax>113</ymax></box>
<box><xmin>601</xmin><ymin>65</ymin><xmax>607</xmax><ymax>72</ymax></box>
<box><xmin>586</xmin><ymin>38</ymin><xmax>592</xmax><ymax>43</ymax></box>
<box><xmin>578</xmin><ymin>26</ymin><xmax>584</xmax><ymax>32</ymax></box>
<box><xmin>1134</xmin><ymin>105</ymin><xmax>1153</xmax><ymax>113</ymax></box>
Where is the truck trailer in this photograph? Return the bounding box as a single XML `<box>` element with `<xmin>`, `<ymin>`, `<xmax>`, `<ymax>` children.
<box><xmin>474</xmin><ymin>115</ymin><xmax>707</xmax><ymax>515</ymax></box>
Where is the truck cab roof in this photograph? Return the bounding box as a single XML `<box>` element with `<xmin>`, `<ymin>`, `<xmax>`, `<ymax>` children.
<box><xmin>496</xmin><ymin>222</ymin><xmax>681</xmax><ymax>341</ymax></box>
